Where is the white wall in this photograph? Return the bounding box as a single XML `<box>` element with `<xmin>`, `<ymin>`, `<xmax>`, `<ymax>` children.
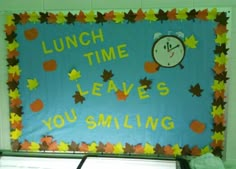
<box><xmin>0</xmin><ymin>0</ymin><xmax>236</xmax><ymax>168</ymax></box>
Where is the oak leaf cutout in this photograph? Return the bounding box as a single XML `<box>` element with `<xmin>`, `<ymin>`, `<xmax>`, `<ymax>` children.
<box><xmin>79</xmin><ymin>142</ymin><xmax>88</xmax><ymax>152</ymax></box>
<box><xmin>7</xmin><ymin>58</ymin><xmax>19</xmax><ymax>66</ymax></box>
<box><xmin>214</xmin><ymin>115</ymin><xmax>225</xmax><ymax>125</ymax></box>
<box><xmin>40</xmin><ymin>141</ymin><xmax>49</xmax><ymax>151</ymax></box>
<box><xmin>19</xmin><ymin>12</ymin><xmax>30</xmax><ymax>24</ymax></box>
<box><xmin>213</xmin><ymin>63</ymin><xmax>225</xmax><ymax>74</ymax></box>
<box><xmin>73</xmin><ymin>91</ymin><xmax>85</xmax><ymax>104</ymax></box>
<box><xmin>212</xmin><ymin>123</ymin><xmax>226</xmax><ymax>132</ymax></box>
<box><xmin>5</xmin><ymin>32</ymin><xmax>17</xmax><ymax>43</ymax></box>
<box><xmin>10</xmin><ymin>98</ymin><xmax>22</xmax><ymax>107</ymax></box>
<box><xmin>212</xmin><ymin>97</ymin><xmax>226</xmax><ymax>109</ymax></box>
<box><xmin>214</xmin><ymin>90</ymin><xmax>225</xmax><ymax>99</ymax></box>
<box><xmin>139</xmin><ymin>77</ymin><xmax>152</xmax><ymax>90</ymax></box>
<box><xmin>189</xmin><ymin>83</ymin><xmax>203</xmax><ymax>97</ymax></box>
<box><xmin>155</xmin><ymin>9</ymin><xmax>168</xmax><ymax>23</ymax></box>
<box><xmin>10</xmin><ymin>106</ymin><xmax>23</xmax><ymax>116</ymax></box>
<box><xmin>7</xmin><ymin>80</ymin><xmax>19</xmax><ymax>90</ymax></box>
<box><xmin>101</xmin><ymin>69</ymin><xmax>114</xmax><ymax>82</ymax></box>
<box><xmin>215</xmin><ymin>24</ymin><xmax>228</xmax><ymax>35</ymax></box>
<box><xmin>5</xmin><ymin>24</ymin><xmax>16</xmax><ymax>35</ymax></box>
<box><xmin>215</xmin><ymin>71</ymin><xmax>229</xmax><ymax>83</ymax></box>
<box><xmin>48</xmin><ymin>141</ymin><xmax>58</xmax><ymax>151</ymax></box>
<box><xmin>163</xmin><ymin>145</ymin><xmax>174</xmax><ymax>155</ymax></box>
<box><xmin>40</xmin><ymin>135</ymin><xmax>53</xmax><ymax>145</ymax></box>
<box><xmin>47</xmin><ymin>13</ymin><xmax>57</xmax><ymax>23</ymax></box>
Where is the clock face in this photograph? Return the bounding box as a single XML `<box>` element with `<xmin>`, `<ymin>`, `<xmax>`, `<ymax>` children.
<box><xmin>152</xmin><ymin>35</ymin><xmax>186</xmax><ymax>68</ymax></box>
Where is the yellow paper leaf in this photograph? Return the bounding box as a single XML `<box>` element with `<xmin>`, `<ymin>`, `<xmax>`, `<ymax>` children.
<box><xmin>68</xmin><ymin>69</ymin><xmax>81</xmax><ymax>81</ymax></box>
<box><xmin>58</xmin><ymin>141</ymin><xmax>69</xmax><ymax>151</ymax></box>
<box><xmin>8</xmin><ymin>65</ymin><xmax>21</xmax><ymax>76</ymax></box>
<box><xmin>9</xmin><ymin>89</ymin><xmax>20</xmax><ymax>99</ymax></box>
<box><xmin>10</xmin><ymin>112</ymin><xmax>22</xmax><ymax>124</ymax></box>
<box><xmin>56</xmin><ymin>12</ymin><xmax>66</xmax><ymax>24</ymax></box>
<box><xmin>176</xmin><ymin>8</ymin><xmax>188</xmax><ymax>20</ymax></box>
<box><xmin>27</xmin><ymin>78</ymin><xmax>39</xmax><ymax>90</ymax></box>
<box><xmin>144</xmin><ymin>143</ymin><xmax>155</xmax><ymax>154</ymax></box>
<box><xmin>215</xmin><ymin>33</ymin><xmax>228</xmax><ymax>44</ymax></box>
<box><xmin>10</xmin><ymin>129</ymin><xmax>22</xmax><ymax>140</ymax></box>
<box><xmin>201</xmin><ymin>146</ymin><xmax>212</xmax><ymax>155</ymax></box>
<box><xmin>211</xmin><ymin>132</ymin><xmax>224</xmax><ymax>142</ymax></box>
<box><xmin>113</xmin><ymin>142</ymin><xmax>124</xmax><ymax>154</ymax></box>
<box><xmin>211</xmin><ymin>105</ymin><xmax>224</xmax><ymax>117</ymax></box>
<box><xmin>6</xmin><ymin>15</ymin><xmax>15</xmax><ymax>26</ymax></box>
<box><xmin>29</xmin><ymin>142</ymin><xmax>40</xmax><ymax>151</ymax></box>
<box><xmin>113</xmin><ymin>12</ymin><xmax>125</xmax><ymax>23</ymax></box>
<box><xmin>215</xmin><ymin>53</ymin><xmax>227</xmax><ymax>65</ymax></box>
<box><xmin>145</xmin><ymin>9</ymin><xmax>157</xmax><ymax>22</ymax></box>
<box><xmin>29</xmin><ymin>12</ymin><xmax>40</xmax><ymax>23</ymax></box>
<box><xmin>85</xmin><ymin>11</ymin><xmax>96</xmax><ymax>23</ymax></box>
<box><xmin>172</xmin><ymin>144</ymin><xmax>182</xmax><ymax>156</ymax></box>
<box><xmin>207</xmin><ymin>8</ymin><xmax>217</xmax><ymax>20</ymax></box>
<box><xmin>184</xmin><ymin>35</ymin><xmax>198</xmax><ymax>48</ymax></box>
<box><xmin>88</xmin><ymin>142</ymin><xmax>97</xmax><ymax>153</ymax></box>
<box><xmin>211</xmin><ymin>80</ymin><xmax>225</xmax><ymax>92</ymax></box>
<box><xmin>7</xmin><ymin>40</ymin><xmax>20</xmax><ymax>51</ymax></box>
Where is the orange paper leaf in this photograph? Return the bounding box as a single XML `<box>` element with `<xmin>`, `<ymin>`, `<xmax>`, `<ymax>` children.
<box><xmin>214</xmin><ymin>90</ymin><xmax>225</xmax><ymax>99</ymax></box>
<box><xmin>134</xmin><ymin>144</ymin><xmax>144</xmax><ymax>154</ymax></box>
<box><xmin>164</xmin><ymin>145</ymin><xmax>174</xmax><ymax>155</ymax></box>
<box><xmin>191</xmin><ymin>146</ymin><xmax>201</xmax><ymax>156</ymax></box>
<box><xmin>211</xmin><ymin>140</ymin><xmax>223</xmax><ymax>149</ymax></box>
<box><xmin>214</xmin><ymin>115</ymin><xmax>225</xmax><ymax>125</ymax></box>
<box><xmin>20</xmin><ymin>12</ymin><xmax>30</xmax><ymax>24</ymax></box>
<box><xmin>21</xmin><ymin>140</ymin><xmax>31</xmax><ymax>150</ymax></box>
<box><xmin>76</xmin><ymin>11</ymin><xmax>86</xmax><ymax>23</ymax></box>
<box><xmin>8</xmin><ymin>74</ymin><xmax>20</xmax><ymax>82</ymax></box>
<box><xmin>10</xmin><ymin>98</ymin><xmax>22</xmax><ymax>107</ymax></box>
<box><xmin>135</xmin><ymin>9</ymin><xmax>145</xmax><ymax>21</ymax></box>
<box><xmin>104</xmin><ymin>11</ymin><xmax>115</xmax><ymax>21</ymax></box>
<box><xmin>5</xmin><ymin>24</ymin><xmax>16</xmax><ymax>35</ymax></box>
<box><xmin>144</xmin><ymin>61</ymin><xmax>159</xmax><ymax>73</ymax></box>
<box><xmin>116</xmin><ymin>90</ymin><xmax>128</xmax><ymax>101</ymax></box>
<box><xmin>79</xmin><ymin>142</ymin><xmax>89</xmax><ymax>152</ymax></box>
<box><xmin>7</xmin><ymin>49</ymin><xmax>19</xmax><ymax>59</ymax></box>
<box><xmin>167</xmin><ymin>9</ymin><xmax>177</xmax><ymax>20</ymax></box>
<box><xmin>215</xmin><ymin>24</ymin><xmax>228</xmax><ymax>35</ymax></box>
<box><xmin>104</xmin><ymin>142</ymin><xmax>114</xmax><ymax>153</ymax></box>
<box><xmin>48</xmin><ymin>141</ymin><xmax>58</xmax><ymax>151</ymax></box>
<box><xmin>40</xmin><ymin>136</ymin><xmax>53</xmax><ymax>145</ymax></box>
<box><xmin>213</xmin><ymin>63</ymin><xmax>225</xmax><ymax>74</ymax></box>
<box><xmin>196</xmin><ymin>9</ymin><xmax>208</xmax><ymax>20</ymax></box>
<box><xmin>47</xmin><ymin>13</ymin><xmax>57</xmax><ymax>23</ymax></box>
<box><xmin>11</xmin><ymin>121</ymin><xmax>23</xmax><ymax>130</ymax></box>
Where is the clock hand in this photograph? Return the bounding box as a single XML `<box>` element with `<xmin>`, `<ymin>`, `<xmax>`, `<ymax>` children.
<box><xmin>169</xmin><ymin>44</ymin><xmax>180</xmax><ymax>51</ymax></box>
<box><xmin>166</xmin><ymin>42</ymin><xmax>170</xmax><ymax>51</ymax></box>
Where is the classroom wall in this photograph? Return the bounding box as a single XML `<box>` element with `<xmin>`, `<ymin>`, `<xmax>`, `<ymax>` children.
<box><xmin>0</xmin><ymin>0</ymin><xmax>235</xmax><ymax>168</ymax></box>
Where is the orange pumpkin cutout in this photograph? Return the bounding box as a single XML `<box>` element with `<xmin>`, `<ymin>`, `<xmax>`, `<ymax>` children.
<box><xmin>190</xmin><ymin>120</ymin><xmax>206</xmax><ymax>134</ymax></box>
<box><xmin>30</xmin><ymin>99</ymin><xmax>44</xmax><ymax>112</ymax></box>
<box><xmin>24</xmin><ymin>28</ymin><xmax>38</xmax><ymax>40</ymax></box>
<box><xmin>43</xmin><ymin>60</ymin><xmax>57</xmax><ymax>72</ymax></box>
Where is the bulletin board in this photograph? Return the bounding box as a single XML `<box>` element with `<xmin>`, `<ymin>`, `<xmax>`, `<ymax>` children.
<box><xmin>5</xmin><ymin>8</ymin><xmax>230</xmax><ymax>157</ymax></box>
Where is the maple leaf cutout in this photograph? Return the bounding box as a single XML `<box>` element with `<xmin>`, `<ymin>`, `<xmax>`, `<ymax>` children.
<box><xmin>27</xmin><ymin>78</ymin><xmax>39</xmax><ymax>90</ymax></box>
<box><xmin>88</xmin><ymin>142</ymin><xmax>97</xmax><ymax>153</ymax></box>
<box><xmin>189</xmin><ymin>83</ymin><xmax>204</xmax><ymax>97</ymax></box>
<box><xmin>116</xmin><ymin>90</ymin><xmax>128</xmax><ymax>101</ymax></box>
<box><xmin>68</xmin><ymin>69</ymin><xmax>81</xmax><ymax>81</ymax></box>
<box><xmin>124</xmin><ymin>143</ymin><xmax>135</xmax><ymax>154</ymax></box>
<box><xmin>101</xmin><ymin>69</ymin><xmax>114</xmax><ymax>82</ymax></box>
<box><xmin>144</xmin><ymin>143</ymin><xmax>155</xmax><ymax>154</ymax></box>
<box><xmin>73</xmin><ymin>91</ymin><xmax>85</xmax><ymax>104</ymax></box>
<box><xmin>113</xmin><ymin>142</ymin><xmax>124</xmax><ymax>154</ymax></box>
<box><xmin>184</xmin><ymin>35</ymin><xmax>198</xmax><ymax>48</ymax></box>
<box><xmin>139</xmin><ymin>77</ymin><xmax>152</xmax><ymax>90</ymax></box>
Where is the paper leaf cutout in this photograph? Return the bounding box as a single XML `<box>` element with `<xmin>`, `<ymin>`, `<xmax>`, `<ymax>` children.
<box><xmin>215</xmin><ymin>24</ymin><xmax>228</xmax><ymax>35</ymax></box>
<box><xmin>139</xmin><ymin>77</ymin><xmax>152</xmax><ymax>90</ymax></box>
<box><xmin>215</xmin><ymin>33</ymin><xmax>228</xmax><ymax>44</ymax></box>
<box><xmin>176</xmin><ymin>8</ymin><xmax>188</xmax><ymax>20</ymax></box>
<box><xmin>184</xmin><ymin>35</ymin><xmax>198</xmax><ymax>48</ymax></box>
<box><xmin>113</xmin><ymin>142</ymin><xmax>124</xmax><ymax>154</ymax></box>
<box><xmin>214</xmin><ymin>44</ymin><xmax>229</xmax><ymax>54</ymax></box>
<box><xmin>201</xmin><ymin>146</ymin><xmax>212</xmax><ymax>155</ymax></box>
<box><xmin>156</xmin><ymin>9</ymin><xmax>168</xmax><ymax>22</ymax></box>
<box><xmin>39</xmin><ymin>12</ymin><xmax>49</xmax><ymax>23</ymax></box>
<box><xmin>7</xmin><ymin>58</ymin><xmax>19</xmax><ymax>67</ymax></box>
<box><xmin>48</xmin><ymin>141</ymin><xmax>58</xmax><ymax>151</ymax></box>
<box><xmin>7</xmin><ymin>49</ymin><xmax>19</xmax><ymax>59</ymax></box>
<box><xmin>211</xmin><ymin>105</ymin><xmax>224</xmax><ymax>117</ymax></box>
<box><xmin>104</xmin><ymin>142</ymin><xmax>114</xmax><ymax>153</ymax></box>
<box><xmin>134</xmin><ymin>144</ymin><xmax>144</xmax><ymax>154</ymax></box>
<box><xmin>7</xmin><ymin>80</ymin><xmax>19</xmax><ymax>90</ymax></box>
<box><xmin>21</xmin><ymin>140</ymin><xmax>31</xmax><ymax>150</ymax></box>
<box><xmin>211</xmin><ymin>132</ymin><xmax>224</xmax><ymax>142</ymax></box>
<box><xmin>10</xmin><ymin>106</ymin><xmax>23</xmax><ymax>116</ymax></box>
<box><xmin>76</xmin><ymin>11</ymin><xmax>86</xmax><ymax>23</ymax></box>
<box><xmin>182</xmin><ymin>145</ymin><xmax>191</xmax><ymax>155</ymax></box>
<box><xmin>213</xmin><ymin>63</ymin><xmax>225</xmax><ymax>74</ymax></box>
<box><xmin>58</xmin><ymin>141</ymin><xmax>69</xmax><ymax>151</ymax></box>
<box><xmin>101</xmin><ymin>69</ymin><xmax>114</xmax><ymax>82</ymax></box>
<box><xmin>189</xmin><ymin>83</ymin><xmax>203</xmax><ymax>97</ymax></box>
<box><xmin>19</xmin><ymin>12</ymin><xmax>30</xmax><ymax>24</ymax></box>
<box><xmin>116</xmin><ymin>90</ymin><xmax>128</xmax><ymax>101</ymax></box>
<box><xmin>144</xmin><ymin>143</ymin><xmax>155</xmax><ymax>154</ymax></box>
<box><xmin>69</xmin><ymin>141</ymin><xmax>79</xmax><ymax>152</ymax></box>
<box><xmin>215</xmin><ymin>12</ymin><xmax>229</xmax><ymax>25</ymax></box>
<box><xmin>212</xmin><ymin>97</ymin><xmax>226</xmax><ymax>108</ymax></box>
<box><xmin>56</xmin><ymin>12</ymin><xmax>66</xmax><ymax>24</ymax></box>
<box><xmin>214</xmin><ymin>115</ymin><xmax>225</xmax><ymax>125</ymax></box>
<box><xmin>10</xmin><ymin>129</ymin><xmax>22</xmax><ymax>140</ymax></box>
<box><xmin>163</xmin><ymin>145</ymin><xmax>174</xmax><ymax>155</ymax></box>
<box><xmin>196</xmin><ymin>9</ymin><xmax>208</xmax><ymax>20</ymax></box>
<box><xmin>11</xmin><ymin>140</ymin><xmax>21</xmax><ymax>151</ymax></box>
<box><xmin>104</xmin><ymin>11</ymin><xmax>115</xmax><ymax>21</ymax></box>
<box><xmin>9</xmin><ymin>89</ymin><xmax>20</xmax><ymax>99</ymax></box>
<box><xmin>88</xmin><ymin>142</ymin><xmax>97</xmax><ymax>153</ymax></box>
<box><xmin>191</xmin><ymin>146</ymin><xmax>201</xmax><ymax>156</ymax></box>
<box><xmin>214</xmin><ymin>90</ymin><xmax>225</xmax><ymax>100</ymax></box>
<box><xmin>95</xmin><ymin>12</ymin><xmax>106</xmax><ymax>24</ymax></box>
<box><xmin>145</xmin><ymin>9</ymin><xmax>157</xmax><ymax>22</ymax></box>
<box><xmin>207</xmin><ymin>8</ymin><xmax>217</xmax><ymax>20</ymax></box>
<box><xmin>211</xmin><ymin>140</ymin><xmax>223</xmax><ymax>149</ymax></box>
<box><xmin>47</xmin><ymin>13</ymin><xmax>57</xmax><ymax>23</ymax></box>
<box><xmin>167</xmin><ymin>9</ymin><xmax>177</xmax><ymax>20</ymax></box>
<box><xmin>124</xmin><ymin>143</ymin><xmax>135</xmax><ymax>154</ymax></box>
<box><xmin>5</xmin><ymin>32</ymin><xmax>17</xmax><ymax>43</ymax></box>
<box><xmin>211</xmin><ymin>80</ymin><xmax>225</xmax><ymax>91</ymax></box>
<box><xmin>135</xmin><ymin>9</ymin><xmax>145</xmax><ymax>21</ymax></box>
<box><xmin>40</xmin><ymin>135</ymin><xmax>53</xmax><ymax>145</ymax></box>
<box><xmin>215</xmin><ymin>53</ymin><xmax>227</xmax><ymax>65</ymax></box>
<box><xmin>124</xmin><ymin>10</ymin><xmax>136</xmax><ymax>23</ymax></box>
<box><xmin>144</xmin><ymin>61</ymin><xmax>159</xmax><ymax>73</ymax></box>
<box><xmin>172</xmin><ymin>144</ymin><xmax>182</xmax><ymax>156</ymax></box>
<box><xmin>113</xmin><ymin>12</ymin><xmax>125</xmax><ymax>23</ymax></box>
<box><xmin>97</xmin><ymin>142</ymin><xmax>105</xmax><ymax>153</ymax></box>
<box><xmin>8</xmin><ymin>65</ymin><xmax>21</xmax><ymax>76</ymax></box>
<box><xmin>85</xmin><ymin>11</ymin><xmax>96</xmax><ymax>23</ymax></box>
<box><xmin>40</xmin><ymin>141</ymin><xmax>49</xmax><ymax>151</ymax></box>
<box><xmin>187</xmin><ymin>9</ymin><xmax>198</xmax><ymax>20</ymax></box>
<box><xmin>7</xmin><ymin>41</ymin><xmax>19</xmax><ymax>52</ymax></box>
<box><xmin>73</xmin><ymin>91</ymin><xmax>85</xmax><ymax>104</ymax></box>
<box><xmin>11</xmin><ymin>121</ymin><xmax>23</xmax><ymax>130</ymax></box>
<box><xmin>212</xmin><ymin>123</ymin><xmax>226</xmax><ymax>132</ymax></box>
<box><xmin>30</xmin><ymin>99</ymin><xmax>44</xmax><ymax>112</ymax></box>
<box><xmin>10</xmin><ymin>98</ymin><xmax>22</xmax><ymax>107</ymax></box>
<box><xmin>212</xmin><ymin>147</ymin><xmax>223</xmax><ymax>157</ymax></box>
<box><xmin>66</xmin><ymin>12</ymin><xmax>76</xmax><ymax>24</ymax></box>
<box><xmin>154</xmin><ymin>144</ymin><xmax>164</xmax><ymax>154</ymax></box>
<box><xmin>27</xmin><ymin>78</ymin><xmax>39</xmax><ymax>90</ymax></box>
<box><xmin>29</xmin><ymin>12</ymin><xmax>40</xmax><ymax>23</ymax></box>
<box><xmin>6</xmin><ymin>15</ymin><xmax>15</xmax><ymax>26</ymax></box>
<box><xmin>10</xmin><ymin>112</ymin><xmax>21</xmax><ymax>124</ymax></box>
<box><xmin>68</xmin><ymin>69</ymin><xmax>81</xmax><ymax>81</ymax></box>
<box><xmin>29</xmin><ymin>142</ymin><xmax>40</xmax><ymax>151</ymax></box>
